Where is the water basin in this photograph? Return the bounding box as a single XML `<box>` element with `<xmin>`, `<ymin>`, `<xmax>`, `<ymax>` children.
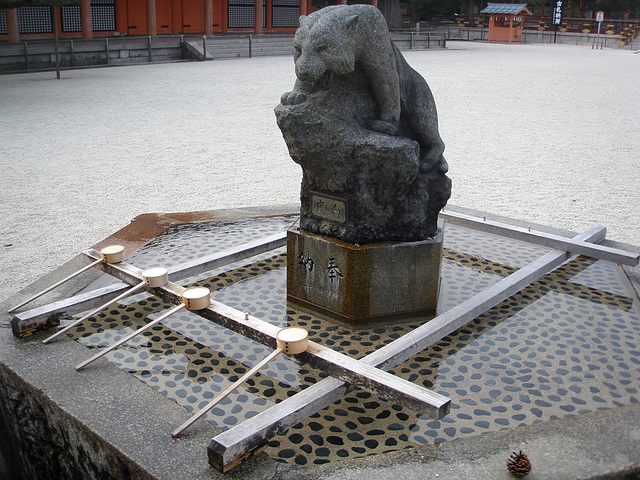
<box><xmin>62</xmin><ymin>216</ymin><xmax>640</xmax><ymax>467</ymax></box>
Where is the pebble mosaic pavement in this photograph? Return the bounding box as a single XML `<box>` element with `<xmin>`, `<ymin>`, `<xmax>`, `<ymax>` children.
<box><xmin>63</xmin><ymin>216</ymin><xmax>640</xmax><ymax>467</ymax></box>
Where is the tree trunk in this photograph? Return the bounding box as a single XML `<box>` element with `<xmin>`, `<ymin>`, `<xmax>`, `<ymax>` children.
<box><xmin>378</xmin><ymin>0</ymin><xmax>403</xmax><ymax>28</ymax></box>
<box><xmin>409</xmin><ymin>0</ymin><xmax>419</xmax><ymax>24</ymax></box>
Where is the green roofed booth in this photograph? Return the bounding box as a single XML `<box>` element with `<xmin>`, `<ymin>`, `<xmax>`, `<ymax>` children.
<box><xmin>481</xmin><ymin>3</ymin><xmax>533</xmax><ymax>42</ymax></box>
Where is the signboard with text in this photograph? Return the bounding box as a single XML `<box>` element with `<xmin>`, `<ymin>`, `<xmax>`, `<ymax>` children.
<box><xmin>552</xmin><ymin>0</ymin><xmax>563</xmax><ymax>25</ymax></box>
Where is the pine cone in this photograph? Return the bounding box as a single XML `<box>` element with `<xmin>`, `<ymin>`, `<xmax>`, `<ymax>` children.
<box><xmin>506</xmin><ymin>450</ymin><xmax>532</xmax><ymax>478</ymax></box>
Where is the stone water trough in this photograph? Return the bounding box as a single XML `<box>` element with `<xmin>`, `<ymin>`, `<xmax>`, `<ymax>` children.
<box><xmin>2</xmin><ymin>204</ymin><xmax>640</xmax><ymax>479</ymax></box>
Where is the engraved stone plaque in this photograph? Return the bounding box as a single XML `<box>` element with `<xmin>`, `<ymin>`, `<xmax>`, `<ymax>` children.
<box><xmin>310</xmin><ymin>193</ymin><xmax>347</xmax><ymax>224</ymax></box>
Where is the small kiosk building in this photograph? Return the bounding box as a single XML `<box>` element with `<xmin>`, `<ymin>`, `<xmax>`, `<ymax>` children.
<box><xmin>481</xmin><ymin>3</ymin><xmax>532</xmax><ymax>42</ymax></box>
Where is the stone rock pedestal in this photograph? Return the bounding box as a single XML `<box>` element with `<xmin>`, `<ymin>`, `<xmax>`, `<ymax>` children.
<box><xmin>287</xmin><ymin>227</ymin><xmax>443</xmax><ymax>326</ymax></box>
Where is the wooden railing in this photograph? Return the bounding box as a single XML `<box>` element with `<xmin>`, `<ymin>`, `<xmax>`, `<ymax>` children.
<box><xmin>452</xmin><ymin>14</ymin><xmax>639</xmax><ymax>42</ymax></box>
<box><xmin>448</xmin><ymin>15</ymin><xmax>639</xmax><ymax>46</ymax></box>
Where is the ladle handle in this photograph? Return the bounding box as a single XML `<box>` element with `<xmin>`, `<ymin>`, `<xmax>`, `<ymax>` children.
<box><xmin>171</xmin><ymin>347</ymin><xmax>283</xmax><ymax>437</ymax></box>
<box><xmin>8</xmin><ymin>258</ymin><xmax>104</xmax><ymax>314</ymax></box>
<box><xmin>43</xmin><ymin>282</ymin><xmax>146</xmax><ymax>344</ymax></box>
<box><xmin>75</xmin><ymin>303</ymin><xmax>186</xmax><ymax>371</ymax></box>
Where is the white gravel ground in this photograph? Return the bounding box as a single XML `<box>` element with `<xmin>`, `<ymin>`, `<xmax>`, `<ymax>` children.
<box><xmin>1</xmin><ymin>41</ymin><xmax>638</xmax><ymax>303</ymax></box>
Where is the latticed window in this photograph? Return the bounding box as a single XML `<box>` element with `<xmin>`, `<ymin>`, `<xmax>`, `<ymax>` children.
<box><xmin>272</xmin><ymin>0</ymin><xmax>298</xmax><ymax>28</ymax></box>
<box><xmin>18</xmin><ymin>6</ymin><xmax>52</xmax><ymax>34</ymax></box>
<box><xmin>228</xmin><ymin>0</ymin><xmax>266</xmax><ymax>28</ymax></box>
<box><xmin>61</xmin><ymin>0</ymin><xmax>115</xmax><ymax>33</ymax></box>
<box><xmin>61</xmin><ymin>5</ymin><xmax>82</xmax><ymax>32</ymax></box>
<box><xmin>91</xmin><ymin>0</ymin><xmax>115</xmax><ymax>31</ymax></box>
<box><xmin>0</xmin><ymin>10</ymin><xmax>7</xmax><ymax>35</ymax></box>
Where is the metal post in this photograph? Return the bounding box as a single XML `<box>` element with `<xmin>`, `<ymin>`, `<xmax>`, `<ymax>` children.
<box><xmin>249</xmin><ymin>34</ymin><xmax>252</xmax><ymax>58</ymax></box>
<box><xmin>202</xmin><ymin>35</ymin><xmax>207</xmax><ymax>60</ymax></box>
<box><xmin>52</xmin><ymin>7</ymin><xmax>61</xmax><ymax>79</ymax></box>
<box><xmin>105</xmin><ymin>38</ymin><xmax>110</xmax><ymax>65</ymax></box>
<box><xmin>148</xmin><ymin>36</ymin><xmax>152</xmax><ymax>61</ymax></box>
<box><xmin>24</xmin><ymin>42</ymin><xmax>29</xmax><ymax>70</ymax></box>
<box><xmin>70</xmin><ymin>40</ymin><xmax>74</xmax><ymax>67</ymax></box>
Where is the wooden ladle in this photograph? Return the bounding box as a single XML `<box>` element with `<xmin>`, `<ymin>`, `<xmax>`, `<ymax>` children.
<box><xmin>75</xmin><ymin>286</ymin><xmax>211</xmax><ymax>371</ymax></box>
<box><xmin>43</xmin><ymin>266</ymin><xmax>169</xmax><ymax>345</ymax></box>
<box><xmin>8</xmin><ymin>245</ymin><xmax>126</xmax><ymax>314</ymax></box>
<box><xmin>171</xmin><ymin>326</ymin><xmax>309</xmax><ymax>437</ymax></box>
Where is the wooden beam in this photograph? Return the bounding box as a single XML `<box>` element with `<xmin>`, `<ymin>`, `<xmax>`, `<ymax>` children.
<box><xmin>361</xmin><ymin>225</ymin><xmax>606</xmax><ymax>370</ymax></box>
<box><xmin>147</xmin><ymin>0</ymin><xmax>157</xmax><ymax>36</ymax></box>
<box><xmin>81</xmin><ymin>248</ymin><xmax>451</xmax><ymax>418</ymax></box>
<box><xmin>444</xmin><ymin>250</ymin><xmax>633</xmax><ymax>312</ymax></box>
<box><xmin>254</xmin><ymin>0</ymin><xmax>263</xmax><ymax>34</ymax></box>
<box><xmin>6</xmin><ymin>8</ymin><xmax>19</xmax><ymax>43</ymax></box>
<box><xmin>207</xmin><ymin>225</ymin><xmax>606</xmax><ymax>472</ymax></box>
<box><xmin>204</xmin><ymin>0</ymin><xmax>213</xmax><ymax>35</ymax></box>
<box><xmin>11</xmin><ymin>282</ymin><xmax>128</xmax><ymax>338</ymax></box>
<box><xmin>80</xmin><ymin>0</ymin><xmax>92</xmax><ymax>39</ymax></box>
<box><xmin>11</xmin><ymin>232</ymin><xmax>287</xmax><ymax>336</ymax></box>
<box><xmin>208</xmin><ymin>377</ymin><xmax>350</xmax><ymax>472</ymax></box>
<box><xmin>167</xmin><ymin>231</ymin><xmax>286</xmax><ymax>280</ymax></box>
<box><xmin>441</xmin><ymin>210</ymin><xmax>639</xmax><ymax>266</ymax></box>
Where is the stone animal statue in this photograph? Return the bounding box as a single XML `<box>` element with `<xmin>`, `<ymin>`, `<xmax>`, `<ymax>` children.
<box><xmin>276</xmin><ymin>4</ymin><xmax>451</xmax><ymax>244</ymax></box>
<box><xmin>282</xmin><ymin>4</ymin><xmax>448</xmax><ymax>175</ymax></box>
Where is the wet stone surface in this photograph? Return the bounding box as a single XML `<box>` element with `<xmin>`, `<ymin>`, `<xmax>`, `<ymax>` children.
<box><xmin>63</xmin><ymin>216</ymin><xmax>640</xmax><ymax>467</ymax></box>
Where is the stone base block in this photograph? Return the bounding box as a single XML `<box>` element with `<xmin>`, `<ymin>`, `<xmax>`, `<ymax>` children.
<box><xmin>287</xmin><ymin>227</ymin><xmax>443</xmax><ymax>325</ymax></box>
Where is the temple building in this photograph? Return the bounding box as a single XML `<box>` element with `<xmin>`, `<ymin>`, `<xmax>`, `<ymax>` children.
<box><xmin>0</xmin><ymin>0</ymin><xmax>316</xmax><ymax>42</ymax></box>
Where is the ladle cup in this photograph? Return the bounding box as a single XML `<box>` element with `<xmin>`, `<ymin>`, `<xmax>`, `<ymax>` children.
<box><xmin>75</xmin><ymin>286</ymin><xmax>210</xmax><ymax>371</ymax></box>
<box><xmin>171</xmin><ymin>326</ymin><xmax>309</xmax><ymax>437</ymax></box>
<box><xmin>43</xmin><ymin>267</ymin><xmax>169</xmax><ymax>345</ymax></box>
<box><xmin>8</xmin><ymin>245</ymin><xmax>126</xmax><ymax>314</ymax></box>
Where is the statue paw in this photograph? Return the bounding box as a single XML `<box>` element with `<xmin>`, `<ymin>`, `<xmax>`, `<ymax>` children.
<box><xmin>369</xmin><ymin>119</ymin><xmax>400</xmax><ymax>136</ymax></box>
<box><xmin>438</xmin><ymin>158</ymin><xmax>449</xmax><ymax>174</ymax></box>
<box><xmin>281</xmin><ymin>91</ymin><xmax>307</xmax><ymax>106</ymax></box>
<box><xmin>419</xmin><ymin>156</ymin><xmax>449</xmax><ymax>175</ymax></box>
